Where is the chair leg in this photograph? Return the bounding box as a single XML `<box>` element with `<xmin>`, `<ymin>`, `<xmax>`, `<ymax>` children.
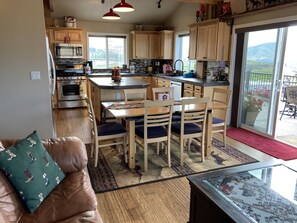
<box><xmin>280</xmin><ymin>104</ymin><xmax>288</xmax><ymax>120</ymax></box>
<box><xmin>94</xmin><ymin>141</ymin><xmax>99</xmax><ymax>167</ymax></box>
<box><xmin>157</xmin><ymin>142</ymin><xmax>160</xmax><ymax>154</ymax></box>
<box><xmin>223</xmin><ymin>132</ymin><xmax>226</xmax><ymax>147</ymax></box>
<box><xmin>167</xmin><ymin>140</ymin><xmax>171</xmax><ymax>168</ymax></box>
<box><xmin>201</xmin><ymin>136</ymin><xmax>205</xmax><ymax>162</ymax></box>
<box><xmin>180</xmin><ymin>138</ymin><xmax>184</xmax><ymax>166</ymax></box>
<box><xmin>144</xmin><ymin>143</ymin><xmax>148</xmax><ymax>172</ymax></box>
<box><xmin>123</xmin><ymin>135</ymin><xmax>127</xmax><ymax>164</ymax></box>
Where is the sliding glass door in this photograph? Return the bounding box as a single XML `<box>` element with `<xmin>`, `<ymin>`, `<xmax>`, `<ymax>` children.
<box><xmin>239</xmin><ymin>28</ymin><xmax>287</xmax><ymax>137</ymax></box>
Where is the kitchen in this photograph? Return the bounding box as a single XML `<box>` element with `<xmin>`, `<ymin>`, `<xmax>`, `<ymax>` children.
<box><xmin>45</xmin><ymin>1</ymin><xmax>231</xmax><ymax>124</ymax></box>
<box><xmin>2</xmin><ymin>1</ymin><xmax>297</xmax><ymax>222</ymax></box>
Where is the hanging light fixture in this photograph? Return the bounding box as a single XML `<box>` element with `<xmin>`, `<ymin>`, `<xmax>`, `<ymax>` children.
<box><xmin>102</xmin><ymin>8</ymin><xmax>121</xmax><ymax>20</ymax></box>
<box><xmin>113</xmin><ymin>0</ymin><xmax>134</xmax><ymax>12</ymax></box>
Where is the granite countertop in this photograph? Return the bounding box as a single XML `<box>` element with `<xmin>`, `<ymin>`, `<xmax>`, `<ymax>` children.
<box><xmin>87</xmin><ymin>72</ymin><xmax>229</xmax><ymax>87</ymax></box>
<box><xmin>89</xmin><ymin>77</ymin><xmax>150</xmax><ymax>89</ymax></box>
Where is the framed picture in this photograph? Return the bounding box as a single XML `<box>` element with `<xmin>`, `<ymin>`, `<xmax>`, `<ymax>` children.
<box><xmin>246</xmin><ymin>0</ymin><xmax>297</xmax><ymax>12</ymax></box>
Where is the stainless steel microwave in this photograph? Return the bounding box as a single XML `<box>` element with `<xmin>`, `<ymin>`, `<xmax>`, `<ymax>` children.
<box><xmin>54</xmin><ymin>43</ymin><xmax>83</xmax><ymax>58</ymax></box>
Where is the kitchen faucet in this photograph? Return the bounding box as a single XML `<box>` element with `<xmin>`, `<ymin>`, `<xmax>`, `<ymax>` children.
<box><xmin>173</xmin><ymin>59</ymin><xmax>184</xmax><ymax>75</ymax></box>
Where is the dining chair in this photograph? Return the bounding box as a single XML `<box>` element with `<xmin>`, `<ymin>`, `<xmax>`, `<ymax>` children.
<box><xmin>152</xmin><ymin>87</ymin><xmax>175</xmax><ymax>101</ymax></box>
<box><xmin>171</xmin><ymin>97</ymin><xmax>209</xmax><ymax>166</ymax></box>
<box><xmin>123</xmin><ymin>88</ymin><xmax>147</xmax><ymax>101</ymax></box>
<box><xmin>134</xmin><ymin>99</ymin><xmax>174</xmax><ymax>172</ymax></box>
<box><xmin>85</xmin><ymin>97</ymin><xmax>127</xmax><ymax>167</ymax></box>
<box><xmin>211</xmin><ymin>88</ymin><xmax>232</xmax><ymax>147</ymax></box>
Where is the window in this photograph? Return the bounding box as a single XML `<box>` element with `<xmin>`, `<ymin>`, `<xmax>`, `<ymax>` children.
<box><xmin>175</xmin><ymin>33</ymin><xmax>196</xmax><ymax>72</ymax></box>
<box><xmin>88</xmin><ymin>34</ymin><xmax>128</xmax><ymax>69</ymax></box>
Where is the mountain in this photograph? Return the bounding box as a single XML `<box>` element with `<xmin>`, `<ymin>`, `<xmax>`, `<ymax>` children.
<box><xmin>247</xmin><ymin>42</ymin><xmax>276</xmax><ymax>64</ymax></box>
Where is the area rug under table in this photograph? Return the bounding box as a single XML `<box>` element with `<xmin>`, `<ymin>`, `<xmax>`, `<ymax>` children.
<box><xmin>87</xmin><ymin>138</ymin><xmax>258</xmax><ymax>193</ymax></box>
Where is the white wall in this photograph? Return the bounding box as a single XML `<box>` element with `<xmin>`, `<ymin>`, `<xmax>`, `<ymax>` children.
<box><xmin>165</xmin><ymin>3</ymin><xmax>198</xmax><ymax>33</ymax></box>
<box><xmin>0</xmin><ymin>0</ymin><xmax>54</xmax><ymax>139</ymax></box>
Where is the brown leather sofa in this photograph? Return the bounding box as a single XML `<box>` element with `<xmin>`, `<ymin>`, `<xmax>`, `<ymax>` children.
<box><xmin>0</xmin><ymin>137</ymin><xmax>103</xmax><ymax>223</ymax></box>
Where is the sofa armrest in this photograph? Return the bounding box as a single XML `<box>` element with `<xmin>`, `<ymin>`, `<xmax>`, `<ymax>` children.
<box><xmin>42</xmin><ymin>137</ymin><xmax>88</xmax><ymax>174</ymax></box>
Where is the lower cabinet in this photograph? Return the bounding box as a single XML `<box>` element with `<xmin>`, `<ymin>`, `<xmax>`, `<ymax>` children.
<box><xmin>183</xmin><ymin>83</ymin><xmax>228</xmax><ymax>99</ymax></box>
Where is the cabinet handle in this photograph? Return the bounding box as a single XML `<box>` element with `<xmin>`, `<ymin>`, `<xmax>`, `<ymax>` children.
<box><xmin>203</xmin><ymin>57</ymin><xmax>207</xmax><ymax>59</ymax></box>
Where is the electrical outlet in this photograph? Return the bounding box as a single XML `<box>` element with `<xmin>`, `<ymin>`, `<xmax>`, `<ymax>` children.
<box><xmin>30</xmin><ymin>71</ymin><xmax>41</xmax><ymax>80</ymax></box>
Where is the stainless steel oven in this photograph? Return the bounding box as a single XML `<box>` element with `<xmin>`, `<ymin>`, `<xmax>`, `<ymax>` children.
<box><xmin>56</xmin><ymin>62</ymin><xmax>87</xmax><ymax>108</ymax></box>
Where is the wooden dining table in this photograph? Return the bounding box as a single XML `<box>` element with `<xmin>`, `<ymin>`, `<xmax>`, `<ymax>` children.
<box><xmin>102</xmin><ymin>99</ymin><xmax>227</xmax><ymax>169</ymax></box>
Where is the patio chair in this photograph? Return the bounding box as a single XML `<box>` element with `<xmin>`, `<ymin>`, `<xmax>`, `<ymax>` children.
<box><xmin>280</xmin><ymin>86</ymin><xmax>297</xmax><ymax>120</ymax></box>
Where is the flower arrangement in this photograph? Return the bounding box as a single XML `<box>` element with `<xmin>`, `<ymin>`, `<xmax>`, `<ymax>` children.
<box><xmin>243</xmin><ymin>91</ymin><xmax>264</xmax><ymax>112</ymax></box>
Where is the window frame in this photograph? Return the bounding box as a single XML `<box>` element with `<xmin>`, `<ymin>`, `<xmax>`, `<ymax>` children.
<box><xmin>87</xmin><ymin>32</ymin><xmax>129</xmax><ymax>69</ymax></box>
<box><xmin>174</xmin><ymin>31</ymin><xmax>196</xmax><ymax>72</ymax></box>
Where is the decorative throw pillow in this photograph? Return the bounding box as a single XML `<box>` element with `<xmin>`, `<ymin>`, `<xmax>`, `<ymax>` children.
<box><xmin>0</xmin><ymin>131</ymin><xmax>65</xmax><ymax>213</ymax></box>
<box><xmin>0</xmin><ymin>141</ymin><xmax>4</xmax><ymax>151</ymax></box>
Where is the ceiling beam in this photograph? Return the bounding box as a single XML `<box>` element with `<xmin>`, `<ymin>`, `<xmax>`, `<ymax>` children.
<box><xmin>176</xmin><ymin>0</ymin><xmax>218</xmax><ymax>4</ymax></box>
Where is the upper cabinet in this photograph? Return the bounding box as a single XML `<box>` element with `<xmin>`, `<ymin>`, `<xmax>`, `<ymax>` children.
<box><xmin>159</xmin><ymin>30</ymin><xmax>174</xmax><ymax>60</ymax></box>
<box><xmin>46</xmin><ymin>27</ymin><xmax>86</xmax><ymax>58</ymax></box>
<box><xmin>47</xmin><ymin>27</ymin><xmax>84</xmax><ymax>44</ymax></box>
<box><xmin>131</xmin><ymin>30</ymin><xmax>173</xmax><ymax>59</ymax></box>
<box><xmin>188</xmin><ymin>19</ymin><xmax>231</xmax><ymax>61</ymax></box>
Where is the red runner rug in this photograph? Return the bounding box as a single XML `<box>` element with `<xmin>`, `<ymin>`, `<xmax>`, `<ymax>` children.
<box><xmin>226</xmin><ymin>128</ymin><xmax>297</xmax><ymax>161</ymax></box>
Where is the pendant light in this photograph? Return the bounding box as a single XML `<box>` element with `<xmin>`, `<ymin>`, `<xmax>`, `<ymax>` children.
<box><xmin>113</xmin><ymin>0</ymin><xmax>134</xmax><ymax>12</ymax></box>
<box><xmin>102</xmin><ymin>8</ymin><xmax>120</xmax><ymax>20</ymax></box>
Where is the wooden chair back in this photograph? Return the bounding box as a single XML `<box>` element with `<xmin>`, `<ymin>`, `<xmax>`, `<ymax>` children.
<box><xmin>212</xmin><ymin>88</ymin><xmax>231</xmax><ymax>120</ymax></box>
<box><xmin>143</xmin><ymin>99</ymin><xmax>174</xmax><ymax>130</ymax></box>
<box><xmin>123</xmin><ymin>88</ymin><xmax>147</xmax><ymax>101</ymax></box>
<box><xmin>152</xmin><ymin>87</ymin><xmax>174</xmax><ymax>101</ymax></box>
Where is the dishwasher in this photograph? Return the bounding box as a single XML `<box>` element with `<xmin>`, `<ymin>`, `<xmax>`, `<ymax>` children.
<box><xmin>170</xmin><ymin>81</ymin><xmax>182</xmax><ymax>99</ymax></box>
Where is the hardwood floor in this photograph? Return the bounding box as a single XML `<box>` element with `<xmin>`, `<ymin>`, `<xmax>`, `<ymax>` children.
<box><xmin>54</xmin><ymin>107</ymin><xmax>276</xmax><ymax>223</ymax></box>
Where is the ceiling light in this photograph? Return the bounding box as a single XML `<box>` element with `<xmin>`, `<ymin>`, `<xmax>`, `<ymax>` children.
<box><xmin>113</xmin><ymin>0</ymin><xmax>134</xmax><ymax>12</ymax></box>
<box><xmin>102</xmin><ymin>8</ymin><xmax>121</xmax><ymax>20</ymax></box>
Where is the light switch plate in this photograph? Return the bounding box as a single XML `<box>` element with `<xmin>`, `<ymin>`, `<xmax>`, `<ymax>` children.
<box><xmin>30</xmin><ymin>71</ymin><xmax>41</xmax><ymax>80</ymax></box>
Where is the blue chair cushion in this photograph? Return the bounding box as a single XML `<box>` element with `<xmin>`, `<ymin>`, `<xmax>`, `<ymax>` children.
<box><xmin>135</xmin><ymin>126</ymin><xmax>167</xmax><ymax>139</ymax></box>
<box><xmin>172</xmin><ymin>115</ymin><xmax>181</xmax><ymax>122</ymax></box>
<box><xmin>97</xmin><ymin>123</ymin><xmax>126</xmax><ymax>136</ymax></box>
<box><xmin>171</xmin><ymin>122</ymin><xmax>202</xmax><ymax>135</ymax></box>
<box><xmin>212</xmin><ymin>117</ymin><xmax>224</xmax><ymax>124</ymax></box>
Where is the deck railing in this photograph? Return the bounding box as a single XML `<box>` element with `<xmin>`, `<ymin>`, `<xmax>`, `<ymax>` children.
<box><xmin>245</xmin><ymin>71</ymin><xmax>297</xmax><ymax>93</ymax></box>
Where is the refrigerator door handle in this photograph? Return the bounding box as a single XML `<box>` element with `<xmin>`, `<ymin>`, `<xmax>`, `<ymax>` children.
<box><xmin>49</xmin><ymin>49</ymin><xmax>56</xmax><ymax>96</ymax></box>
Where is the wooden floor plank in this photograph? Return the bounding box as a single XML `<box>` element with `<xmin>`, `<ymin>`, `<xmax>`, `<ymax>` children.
<box><xmin>55</xmin><ymin>107</ymin><xmax>278</xmax><ymax>223</ymax></box>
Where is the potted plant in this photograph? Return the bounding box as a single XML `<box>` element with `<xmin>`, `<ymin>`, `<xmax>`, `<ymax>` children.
<box><xmin>243</xmin><ymin>91</ymin><xmax>264</xmax><ymax>126</ymax></box>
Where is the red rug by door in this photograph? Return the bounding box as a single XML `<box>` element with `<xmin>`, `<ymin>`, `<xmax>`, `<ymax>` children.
<box><xmin>226</xmin><ymin>128</ymin><xmax>297</xmax><ymax>161</ymax></box>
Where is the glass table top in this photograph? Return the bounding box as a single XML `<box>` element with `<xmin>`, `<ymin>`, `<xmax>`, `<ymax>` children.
<box><xmin>203</xmin><ymin>164</ymin><xmax>297</xmax><ymax>223</ymax></box>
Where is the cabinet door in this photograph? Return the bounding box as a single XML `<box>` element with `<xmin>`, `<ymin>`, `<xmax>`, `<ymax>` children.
<box><xmin>160</xmin><ymin>31</ymin><xmax>173</xmax><ymax>59</ymax></box>
<box><xmin>68</xmin><ymin>30</ymin><xmax>82</xmax><ymax>43</ymax></box>
<box><xmin>53</xmin><ymin>30</ymin><xmax>68</xmax><ymax>42</ymax></box>
<box><xmin>134</xmin><ymin>33</ymin><xmax>149</xmax><ymax>59</ymax></box>
<box><xmin>149</xmin><ymin>33</ymin><xmax>160</xmax><ymax>59</ymax></box>
<box><xmin>206</xmin><ymin>23</ymin><xmax>218</xmax><ymax>60</ymax></box>
<box><xmin>196</xmin><ymin>26</ymin><xmax>208</xmax><ymax>60</ymax></box>
<box><xmin>188</xmin><ymin>26</ymin><xmax>197</xmax><ymax>59</ymax></box>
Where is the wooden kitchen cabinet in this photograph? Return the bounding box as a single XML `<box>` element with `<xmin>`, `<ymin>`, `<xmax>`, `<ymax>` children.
<box><xmin>157</xmin><ymin>78</ymin><xmax>171</xmax><ymax>88</ymax></box>
<box><xmin>183</xmin><ymin>83</ymin><xmax>203</xmax><ymax>98</ymax></box>
<box><xmin>188</xmin><ymin>19</ymin><xmax>231</xmax><ymax>61</ymax></box>
<box><xmin>52</xmin><ymin>28</ymin><xmax>83</xmax><ymax>43</ymax></box>
<box><xmin>131</xmin><ymin>30</ymin><xmax>173</xmax><ymax>59</ymax></box>
<box><xmin>159</xmin><ymin>30</ymin><xmax>174</xmax><ymax>59</ymax></box>
<box><xmin>188</xmin><ymin>26</ymin><xmax>197</xmax><ymax>60</ymax></box>
<box><xmin>132</xmin><ymin>31</ymin><xmax>160</xmax><ymax>59</ymax></box>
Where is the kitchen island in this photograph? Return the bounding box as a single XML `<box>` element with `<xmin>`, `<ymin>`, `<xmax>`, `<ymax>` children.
<box><xmin>88</xmin><ymin>77</ymin><xmax>150</xmax><ymax>121</ymax></box>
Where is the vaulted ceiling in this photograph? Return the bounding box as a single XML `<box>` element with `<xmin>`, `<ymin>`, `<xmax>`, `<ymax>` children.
<box><xmin>47</xmin><ymin>0</ymin><xmax>216</xmax><ymax>25</ymax></box>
